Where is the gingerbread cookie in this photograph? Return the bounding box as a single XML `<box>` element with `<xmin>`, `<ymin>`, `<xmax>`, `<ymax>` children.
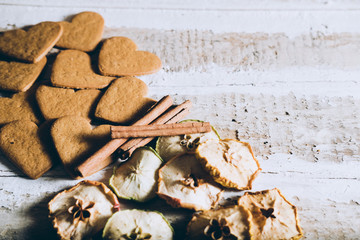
<box><xmin>51</xmin><ymin>115</ymin><xmax>111</xmax><ymax>177</ymax></box>
<box><xmin>94</xmin><ymin>77</ymin><xmax>155</xmax><ymax>124</ymax></box>
<box><xmin>0</xmin><ymin>120</ymin><xmax>54</xmax><ymax>179</ymax></box>
<box><xmin>98</xmin><ymin>37</ymin><xmax>162</xmax><ymax>76</ymax></box>
<box><xmin>51</xmin><ymin>50</ymin><xmax>114</xmax><ymax>89</ymax></box>
<box><xmin>0</xmin><ymin>21</ymin><xmax>63</xmax><ymax>63</ymax></box>
<box><xmin>36</xmin><ymin>85</ymin><xmax>101</xmax><ymax>120</ymax></box>
<box><xmin>56</xmin><ymin>12</ymin><xmax>104</xmax><ymax>52</ymax></box>
<box><xmin>0</xmin><ymin>56</ymin><xmax>46</xmax><ymax>92</ymax></box>
<box><xmin>0</xmin><ymin>88</ymin><xmax>41</xmax><ymax>125</ymax></box>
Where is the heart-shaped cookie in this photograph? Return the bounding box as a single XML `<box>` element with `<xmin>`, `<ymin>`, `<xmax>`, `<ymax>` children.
<box><xmin>51</xmin><ymin>115</ymin><xmax>111</xmax><ymax>177</ymax></box>
<box><xmin>98</xmin><ymin>37</ymin><xmax>162</xmax><ymax>76</ymax></box>
<box><xmin>0</xmin><ymin>120</ymin><xmax>54</xmax><ymax>179</ymax></box>
<box><xmin>0</xmin><ymin>21</ymin><xmax>63</xmax><ymax>63</ymax></box>
<box><xmin>51</xmin><ymin>50</ymin><xmax>114</xmax><ymax>89</ymax></box>
<box><xmin>55</xmin><ymin>12</ymin><xmax>104</xmax><ymax>52</ymax></box>
<box><xmin>0</xmin><ymin>56</ymin><xmax>46</xmax><ymax>92</ymax></box>
<box><xmin>94</xmin><ymin>77</ymin><xmax>155</xmax><ymax>124</ymax></box>
<box><xmin>36</xmin><ymin>85</ymin><xmax>101</xmax><ymax>120</ymax></box>
<box><xmin>0</xmin><ymin>89</ymin><xmax>41</xmax><ymax>125</ymax></box>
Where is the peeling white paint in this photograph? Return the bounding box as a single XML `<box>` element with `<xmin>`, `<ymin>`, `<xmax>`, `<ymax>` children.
<box><xmin>0</xmin><ymin>2</ymin><xmax>359</xmax><ymax>239</ymax></box>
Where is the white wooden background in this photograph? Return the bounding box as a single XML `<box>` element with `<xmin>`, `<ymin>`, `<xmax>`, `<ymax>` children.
<box><xmin>0</xmin><ymin>1</ymin><xmax>359</xmax><ymax>239</ymax></box>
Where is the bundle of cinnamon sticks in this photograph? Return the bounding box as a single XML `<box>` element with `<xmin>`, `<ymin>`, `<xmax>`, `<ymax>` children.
<box><xmin>75</xmin><ymin>95</ymin><xmax>211</xmax><ymax>178</ymax></box>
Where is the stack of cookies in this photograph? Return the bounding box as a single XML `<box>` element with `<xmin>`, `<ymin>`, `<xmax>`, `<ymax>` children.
<box><xmin>0</xmin><ymin>11</ymin><xmax>162</xmax><ymax>179</ymax></box>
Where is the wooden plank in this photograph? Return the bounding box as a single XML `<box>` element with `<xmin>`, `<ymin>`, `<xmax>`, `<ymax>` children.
<box><xmin>1</xmin><ymin>0</ymin><xmax>360</xmax><ymax>10</ymax></box>
<box><xmin>0</xmin><ymin>2</ymin><xmax>359</xmax><ymax>239</ymax></box>
<box><xmin>0</xmin><ymin>3</ymin><xmax>360</xmax><ymax>35</ymax></box>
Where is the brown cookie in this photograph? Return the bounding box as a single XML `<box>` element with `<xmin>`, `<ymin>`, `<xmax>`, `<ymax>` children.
<box><xmin>0</xmin><ymin>57</ymin><xmax>46</xmax><ymax>92</ymax></box>
<box><xmin>0</xmin><ymin>21</ymin><xmax>63</xmax><ymax>63</ymax></box>
<box><xmin>94</xmin><ymin>77</ymin><xmax>155</xmax><ymax>124</ymax></box>
<box><xmin>51</xmin><ymin>50</ymin><xmax>114</xmax><ymax>89</ymax></box>
<box><xmin>98</xmin><ymin>37</ymin><xmax>162</xmax><ymax>76</ymax></box>
<box><xmin>0</xmin><ymin>120</ymin><xmax>54</xmax><ymax>179</ymax></box>
<box><xmin>36</xmin><ymin>85</ymin><xmax>101</xmax><ymax>120</ymax></box>
<box><xmin>56</xmin><ymin>12</ymin><xmax>104</xmax><ymax>52</ymax></box>
<box><xmin>0</xmin><ymin>89</ymin><xmax>41</xmax><ymax>125</ymax></box>
<box><xmin>51</xmin><ymin>115</ymin><xmax>111</xmax><ymax>177</ymax></box>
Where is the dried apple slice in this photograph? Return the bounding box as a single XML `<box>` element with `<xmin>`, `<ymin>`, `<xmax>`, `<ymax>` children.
<box><xmin>187</xmin><ymin>205</ymin><xmax>252</xmax><ymax>240</ymax></box>
<box><xmin>155</xmin><ymin>120</ymin><xmax>220</xmax><ymax>162</ymax></box>
<box><xmin>102</xmin><ymin>209</ymin><xmax>173</xmax><ymax>240</ymax></box>
<box><xmin>196</xmin><ymin>139</ymin><xmax>261</xmax><ymax>190</ymax></box>
<box><xmin>238</xmin><ymin>188</ymin><xmax>303</xmax><ymax>240</ymax></box>
<box><xmin>109</xmin><ymin>146</ymin><xmax>163</xmax><ymax>202</ymax></box>
<box><xmin>157</xmin><ymin>153</ymin><xmax>223</xmax><ymax>211</ymax></box>
<box><xmin>48</xmin><ymin>180</ymin><xmax>120</xmax><ymax>240</ymax></box>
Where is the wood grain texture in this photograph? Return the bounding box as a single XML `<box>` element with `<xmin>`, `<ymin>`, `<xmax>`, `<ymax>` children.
<box><xmin>0</xmin><ymin>1</ymin><xmax>359</xmax><ymax>239</ymax></box>
<box><xmin>1</xmin><ymin>1</ymin><xmax>360</xmax><ymax>36</ymax></box>
<box><xmin>2</xmin><ymin>0</ymin><xmax>360</xmax><ymax>9</ymax></box>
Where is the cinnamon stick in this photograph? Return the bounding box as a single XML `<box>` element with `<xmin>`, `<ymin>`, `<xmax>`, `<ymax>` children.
<box><xmin>117</xmin><ymin>101</ymin><xmax>192</xmax><ymax>159</ymax></box>
<box><xmin>120</xmin><ymin>108</ymin><xmax>191</xmax><ymax>159</ymax></box>
<box><xmin>111</xmin><ymin>122</ymin><xmax>211</xmax><ymax>138</ymax></box>
<box><xmin>75</xmin><ymin>95</ymin><xmax>173</xmax><ymax>178</ymax></box>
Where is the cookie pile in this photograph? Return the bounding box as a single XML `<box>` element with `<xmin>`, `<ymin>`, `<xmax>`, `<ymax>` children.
<box><xmin>0</xmin><ymin>11</ymin><xmax>161</xmax><ymax>179</ymax></box>
<box><xmin>0</xmin><ymin>11</ymin><xmax>303</xmax><ymax>240</ymax></box>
